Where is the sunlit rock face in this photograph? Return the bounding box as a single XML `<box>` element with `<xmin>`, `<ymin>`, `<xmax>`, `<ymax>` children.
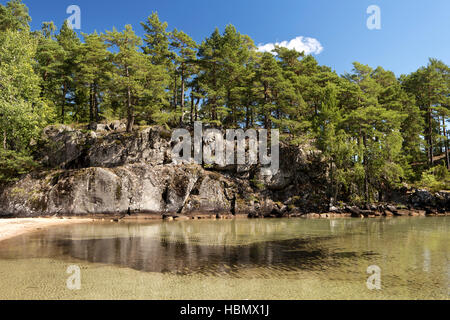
<box><xmin>0</xmin><ymin>124</ymin><xmax>330</xmax><ymax>217</ymax></box>
<box><xmin>0</xmin><ymin>163</ymin><xmax>237</xmax><ymax>217</ymax></box>
<box><xmin>35</xmin><ymin>124</ymin><xmax>172</xmax><ymax>169</ymax></box>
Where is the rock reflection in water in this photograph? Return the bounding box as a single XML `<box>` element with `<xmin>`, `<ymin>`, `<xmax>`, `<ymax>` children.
<box><xmin>0</xmin><ymin>217</ymin><xmax>448</xmax><ymax>283</ymax></box>
<box><xmin>54</xmin><ymin>236</ymin><xmax>344</xmax><ymax>275</ymax></box>
<box><xmin>0</xmin><ymin>219</ymin><xmax>371</xmax><ymax>276</ymax></box>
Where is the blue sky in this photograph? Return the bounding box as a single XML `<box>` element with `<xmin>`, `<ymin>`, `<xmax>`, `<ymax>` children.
<box><xmin>6</xmin><ymin>0</ymin><xmax>450</xmax><ymax>76</ymax></box>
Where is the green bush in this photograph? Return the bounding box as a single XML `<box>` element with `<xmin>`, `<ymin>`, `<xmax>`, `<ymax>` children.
<box><xmin>417</xmin><ymin>165</ymin><xmax>450</xmax><ymax>192</ymax></box>
<box><xmin>250</xmin><ymin>178</ymin><xmax>265</xmax><ymax>190</ymax></box>
<box><xmin>0</xmin><ymin>149</ymin><xmax>37</xmax><ymax>183</ymax></box>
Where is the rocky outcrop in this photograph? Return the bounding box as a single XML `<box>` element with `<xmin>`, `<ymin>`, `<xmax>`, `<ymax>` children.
<box><xmin>0</xmin><ymin>123</ymin><xmax>329</xmax><ymax>217</ymax></box>
<box><xmin>0</xmin><ymin>163</ymin><xmax>237</xmax><ymax>217</ymax></box>
<box><xmin>408</xmin><ymin>189</ymin><xmax>450</xmax><ymax>214</ymax></box>
<box><xmin>324</xmin><ymin>190</ymin><xmax>450</xmax><ymax>218</ymax></box>
<box><xmin>35</xmin><ymin>124</ymin><xmax>173</xmax><ymax>169</ymax></box>
<box><xmin>1</xmin><ymin>123</ymin><xmax>447</xmax><ymax>218</ymax></box>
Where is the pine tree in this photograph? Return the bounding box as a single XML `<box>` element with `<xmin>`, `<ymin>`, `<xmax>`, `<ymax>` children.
<box><xmin>315</xmin><ymin>83</ymin><xmax>353</xmax><ymax>202</ymax></box>
<box><xmin>76</xmin><ymin>31</ymin><xmax>113</xmax><ymax>123</ymax></box>
<box><xmin>35</xmin><ymin>21</ymin><xmax>64</xmax><ymax>118</ymax></box>
<box><xmin>197</xmin><ymin>28</ymin><xmax>225</xmax><ymax>125</ymax></box>
<box><xmin>0</xmin><ymin>0</ymin><xmax>30</xmax><ymax>32</ymax></box>
<box><xmin>103</xmin><ymin>25</ymin><xmax>169</xmax><ymax>131</ymax></box>
<box><xmin>103</xmin><ymin>25</ymin><xmax>143</xmax><ymax>132</ymax></box>
<box><xmin>169</xmin><ymin>28</ymin><xmax>197</xmax><ymax>124</ymax></box>
<box><xmin>403</xmin><ymin>59</ymin><xmax>450</xmax><ymax>167</ymax></box>
<box><xmin>141</xmin><ymin>12</ymin><xmax>173</xmax><ymax>67</ymax></box>
<box><xmin>254</xmin><ymin>52</ymin><xmax>285</xmax><ymax>129</ymax></box>
<box><xmin>343</xmin><ymin>62</ymin><xmax>406</xmax><ymax>202</ymax></box>
<box><xmin>373</xmin><ymin>67</ymin><xmax>424</xmax><ymax>178</ymax></box>
<box><xmin>56</xmin><ymin>20</ymin><xmax>81</xmax><ymax>123</ymax></box>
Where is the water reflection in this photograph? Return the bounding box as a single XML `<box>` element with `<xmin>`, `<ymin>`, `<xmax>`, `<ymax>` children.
<box><xmin>0</xmin><ymin>217</ymin><xmax>448</xmax><ymax>288</ymax></box>
<box><xmin>423</xmin><ymin>248</ymin><xmax>431</xmax><ymax>273</ymax></box>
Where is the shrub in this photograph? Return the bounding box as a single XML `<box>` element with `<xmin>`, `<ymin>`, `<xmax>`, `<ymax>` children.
<box><xmin>417</xmin><ymin>165</ymin><xmax>450</xmax><ymax>192</ymax></box>
<box><xmin>0</xmin><ymin>149</ymin><xmax>37</xmax><ymax>182</ymax></box>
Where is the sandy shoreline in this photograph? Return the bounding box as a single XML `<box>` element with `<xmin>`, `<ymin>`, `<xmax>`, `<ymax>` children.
<box><xmin>0</xmin><ymin>218</ymin><xmax>92</xmax><ymax>242</ymax></box>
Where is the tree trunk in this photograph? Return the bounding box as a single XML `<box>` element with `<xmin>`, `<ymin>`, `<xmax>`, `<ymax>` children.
<box><xmin>212</xmin><ymin>63</ymin><xmax>217</xmax><ymax>121</ymax></box>
<box><xmin>195</xmin><ymin>97</ymin><xmax>199</xmax><ymax>121</ymax></box>
<box><xmin>173</xmin><ymin>77</ymin><xmax>178</xmax><ymax>109</ymax></box>
<box><xmin>263</xmin><ymin>82</ymin><xmax>271</xmax><ymax>129</ymax></box>
<box><xmin>245</xmin><ymin>104</ymin><xmax>250</xmax><ymax>129</ymax></box>
<box><xmin>227</xmin><ymin>89</ymin><xmax>235</xmax><ymax>126</ymax></box>
<box><xmin>190</xmin><ymin>91</ymin><xmax>194</xmax><ymax>124</ymax></box>
<box><xmin>125</xmin><ymin>66</ymin><xmax>134</xmax><ymax>133</ymax></box>
<box><xmin>427</xmin><ymin>83</ymin><xmax>434</xmax><ymax>166</ymax></box>
<box><xmin>61</xmin><ymin>82</ymin><xmax>67</xmax><ymax>124</ymax></box>
<box><xmin>428</xmin><ymin>105</ymin><xmax>434</xmax><ymax>166</ymax></box>
<box><xmin>245</xmin><ymin>90</ymin><xmax>250</xmax><ymax>128</ymax></box>
<box><xmin>94</xmin><ymin>83</ymin><xmax>99</xmax><ymax>122</ymax></box>
<box><xmin>89</xmin><ymin>83</ymin><xmax>95</xmax><ymax>123</ymax></box>
<box><xmin>180</xmin><ymin>67</ymin><xmax>185</xmax><ymax>125</ymax></box>
<box><xmin>3</xmin><ymin>128</ymin><xmax>6</xmax><ymax>150</ymax></box>
<box><xmin>439</xmin><ymin>117</ymin><xmax>444</xmax><ymax>154</ymax></box>
<box><xmin>363</xmin><ymin>133</ymin><xmax>369</xmax><ymax>203</ymax></box>
<box><xmin>329</xmin><ymin>160</ymin><xmax>334</xmax><ymax>205</ymax></box>
<box><xmin>443</xmin><ymin>116</ymin><xmax>450</xmax><ymax>169</ymax></box>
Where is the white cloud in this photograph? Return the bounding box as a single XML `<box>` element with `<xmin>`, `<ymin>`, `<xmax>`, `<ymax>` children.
<box><xmin>257</xmin><ymin>36</ymin><xmax>324</xmax><ymax>55</ymax></box>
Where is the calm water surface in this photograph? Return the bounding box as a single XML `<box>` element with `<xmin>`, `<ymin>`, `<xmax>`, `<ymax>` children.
<box><xmin>0</xmin><ymin>217</ymin><xmax>448</xmax><ymax>299</ymax></box>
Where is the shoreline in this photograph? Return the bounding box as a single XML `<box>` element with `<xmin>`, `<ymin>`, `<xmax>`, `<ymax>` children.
<box><xmin>0</xmin><ymin>218</ymin><xmax>92</xmax><ymax>242</ymax></box>
<box><xmin>1</xmin><ymin>212</ymin><xmax>448</xmax><ymax>243</ymax></box>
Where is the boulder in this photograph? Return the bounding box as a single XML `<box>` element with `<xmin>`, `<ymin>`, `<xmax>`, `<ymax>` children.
<box><xmin>384</xmin><ymin>210</ymin><xmax>394</xmax><ymax>217</ymax></box>
<box><xmin>387</xmin><ymin>205</ymin><xmax>398</xmax><ymax>214</ymax></box>
<box><xmin>181</xmin><ymin>174</ymin><xmax>232</xmax><ymax>214</ymax></box>
<box><xmin>395</xmin><ymin>209</ymin><xmax>410</xmax><ymax>216</ymax></box>
<box><xmin>329</xmin><ymin>206</ymin><xmax>341</xmax><ymax>213</ymax></box>
<box><xmin>346</xmin><ymin>206</ymin><xmax>362</xmax><ymax>217</ymax></box>
<box><xmin>360</xmin><ymin>210</ymin><xmax>374</xmax><ymax>217</ymax></box>
<box><xmin>410</xmin><ymin>189</ymin><xmax>435</xmax><ymax>208</ymax></box>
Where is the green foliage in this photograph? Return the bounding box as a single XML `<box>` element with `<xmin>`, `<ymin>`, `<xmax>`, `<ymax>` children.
<box><xmin>402</xmin><ymin>58</ymin><xmax>450</xmax><ymax>167</ymax></box>
<box><xmin>0</xmin><ymin>0</ymin><xmax>30</xmax><ymax>32</ymax></box>
<box><xmin>76</xmin><ymin>31</ymin><xmax>113</xmax><ymax>123</ymax></box>
<box><xmin>141</xmin><ymin>12</ymin><xmax>173</xmax><ymax>66</ymax></box>
<box><xmin>250</xmin><ymin>178</ymin><xmax>265</xmax><ymax>191</ymax></box>
<box><xmin>103</xmin><ymin>25</ymin><xmax>169</xmax><ymax>131</ymax></box>
<box><xmin>0</xmin><ymin>149</ymin><xmax>37</xmax><ymax>182</ymax></box>
<box><xmin>55</xmin><ymin>20</ymin><xmax>81</xmax><ymax>123</ymax></box>
<box><xmin>418</xmin><ymin>165</ymin><xmax>450</xmax><ymax>192</ymax></box>
<box><xmin>0</xmin><ymin>0</ymin><xmax>448</xmax><ymax>199</ymax></box>
<box><xmin>0</xmin><ymin>29</ymin><xmax>50</xmax><ymax>153</ymax></box>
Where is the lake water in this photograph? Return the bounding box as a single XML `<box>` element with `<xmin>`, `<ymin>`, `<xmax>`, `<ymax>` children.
<box><xmin>0</xmin><ymin>217</ymin><xmax>448</xmax><ymax>299</ymax></box>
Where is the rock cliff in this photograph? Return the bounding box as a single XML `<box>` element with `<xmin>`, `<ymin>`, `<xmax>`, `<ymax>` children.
<box><xmin>0</xmin><ymin>123</ymin><xmax>330</xmax><ymax>217</ymax></box>
<box><xmin>1</xmin><ymin>123</ymin><xmax>448</xmax><ymax>218</ymax></box>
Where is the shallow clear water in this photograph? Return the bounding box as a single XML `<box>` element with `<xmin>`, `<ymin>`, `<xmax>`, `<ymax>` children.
<box><xmin>0</xmin><ymin>217</ymin><xmax>449</xmax><ymax>299</ymax></box>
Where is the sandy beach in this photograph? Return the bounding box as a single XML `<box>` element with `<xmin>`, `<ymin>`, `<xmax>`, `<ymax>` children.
<box><xmin>0</xmin><ymin>218</ymin><xmax>92</xmax><ymax>242</ymax></box>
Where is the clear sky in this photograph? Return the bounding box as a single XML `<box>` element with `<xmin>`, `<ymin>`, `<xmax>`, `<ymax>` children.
<box><xmin>6</xmin><ymin>0</ymin><xmax>450</xmax><ymax>76</ymax></box>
